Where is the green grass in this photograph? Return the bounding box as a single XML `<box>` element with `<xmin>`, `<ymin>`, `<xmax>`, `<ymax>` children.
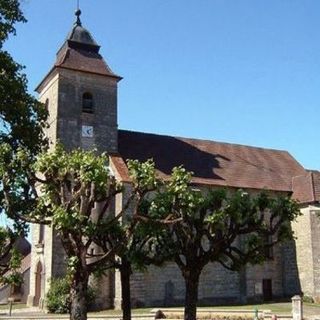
<box><xmin>5</xmin><ymin>302</ymin><xmax>320</xmax><ymax>318</ymax></box>
<box><xmin>90</xmin><ymin>303</ymin><xmax>292</xmax><ymax>316</ymax></box>
<box><xmin>198</xmin><ymin>303</ymin><xmax>292</xmax><ymax>313</ymax></box>
<box><xmin>305</xmin><ymin>302</ymin><xmax>320</xmax><ymax>307</ymax></box>
<box><xmin>89</xmin><ymin>308</ymin><xmax>153</xmax><ymax>316</ymax></box>
<box><xmin>0</xmin><ymin>303</ymin><xmax>26</xmax><ymax>310</ymax></box>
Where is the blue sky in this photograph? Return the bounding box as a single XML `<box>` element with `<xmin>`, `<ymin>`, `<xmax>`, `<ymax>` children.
<box><xmin>4</xmin><ymin>0</ymin><xmax>320</xmax><ymax>170</ymax></box>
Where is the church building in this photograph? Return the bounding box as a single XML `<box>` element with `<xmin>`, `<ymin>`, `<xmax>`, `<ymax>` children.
<box><xmin>27</xmin><ymin>10</ymin><xmax>320</xmax><ymax>309</ymax></box>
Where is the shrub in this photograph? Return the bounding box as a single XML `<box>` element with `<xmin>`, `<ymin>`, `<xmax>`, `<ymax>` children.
<box><xmin>303</xmin><ymin>295</ymin><xmax>314</xmax><ymax>303</ymax></box>
<box><xmin>46</xmin><ymin>277</ymin><xmax>96</xmax><ymax>314</ymax></box>
<box><xmin>46</xmin><ymin>278</ymin><xmax>70</xmax><ymax>313</ymax></box>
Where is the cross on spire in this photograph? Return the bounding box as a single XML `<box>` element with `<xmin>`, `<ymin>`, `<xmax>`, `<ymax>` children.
<box><xmin>75</xmin><ymin>0</ymin><xmax>82</xmax><ymax>26</ymax></box>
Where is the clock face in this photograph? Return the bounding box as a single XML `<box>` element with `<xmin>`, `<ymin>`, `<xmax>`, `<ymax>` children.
<box><xmin>81</xmin><ymin>125</ymin><xmax>93</xmax><ymax>138</ymax></box>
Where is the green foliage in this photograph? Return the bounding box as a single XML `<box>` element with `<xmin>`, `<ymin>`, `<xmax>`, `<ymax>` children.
<box><xmin>46</xmin><ymin>277</ymin><xmax>95</xmax><ymax>314</ymax></box>
<box><xmin>126</xmin><ymin>160</ymin><xmax>301</xmax><ymax>319</ymax></box>
<box><xmin>127</xmin><ymin>159</ymin><xmax>160</xmax><ymax>193</ymax></box>
<box><xmin>33</xmin><ymin>145</ymin><xmax>120</xmax><ymax>234</ymax></box>
<box><xmin>0</xmin><ymin>248</ymin><xmax>22</xmax><ymax>287</ymax></box>
<box><xmin>31</xmin><ymin>145</ymin><xmax>124</xmax><ymax>319</ymax></box>
<box><xmin>0</xmin><ymin>0</ymin><xmax>25</xmax><ymax>45</ymax></box>
<box><xmin>0</xmin><ymin>0</ymin><xmax>48</xmax><ymax>280</ymax></box>
<box><xmin>128</xmin><ymin>160</ymin><xmax>300</xmax><ymax>271</ymax></box>
<box><xmin>46</xmin><ymin>277</ymin><xmax>70</xmax><ymax>314</ymax></box>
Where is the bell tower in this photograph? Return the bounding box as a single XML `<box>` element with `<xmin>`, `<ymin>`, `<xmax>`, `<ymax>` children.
<box><xmin>28</xmin><ymin>10</ymin><xmax>121</xmax><ymax>309</ymax></box>
<box><xmin>36</xmin><ymin>9</ymin><xmax>121</xmax><ymax>153</ymax></box>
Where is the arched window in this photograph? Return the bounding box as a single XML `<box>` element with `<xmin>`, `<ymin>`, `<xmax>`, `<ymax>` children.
<box><xmin>82</xmin><ymin>92</ymin><xmax>94</xmax><ymax>113</ymax></box>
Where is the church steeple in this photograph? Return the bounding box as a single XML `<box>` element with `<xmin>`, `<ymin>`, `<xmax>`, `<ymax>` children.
<box><xmin>28</xmin><ymin>8</ymin><xmax>120</xmax><ymax>310</ymax></box>
<box><xmin>36</xmin><ymin>9</ymin><xmax>121</xmax><ymax>154</ymax></box>
<box><xmin>62</xmin><ymin>9</ymin><xmax>100</xmax><ymax>54</ymax></box>
<box><xmin>50</xmin><ymin>10</ymin><xmax>121</xmax><ymax>79</ymax></box>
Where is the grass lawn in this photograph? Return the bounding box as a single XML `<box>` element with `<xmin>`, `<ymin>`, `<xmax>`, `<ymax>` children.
<box><xmin>90</xmin><ymin>303</ymin><xmax>291</xmax><ymax>316</ymax></box>
<box><xmin>2</xmin><ymin>301</ymin><xmax>319</xmax><ymax>318</ymax></box>
<box><xmin>0</xmin><ymin>303</ymin><xmax>26</xmax><ymax>310</ymax></box>
<box><xmin>89</xmin><ymin>308</ymin><xmax>153</xmax><ymax>316</ymax></box>
<box><xmin>198</xmin><ymin>303</ymin><xmax>292</xmax><ymax>313</ymax></box>
<box><xmin>91</xmin><ymin>302</ymin><xmax>320</xmax><ymax>316</ymax></box>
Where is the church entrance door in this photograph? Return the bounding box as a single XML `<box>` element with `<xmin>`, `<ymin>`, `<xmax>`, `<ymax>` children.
<box><xmin>34</xmin><ymin>262</ymin><xmax>42</xmax><ymax>306</ymax></box>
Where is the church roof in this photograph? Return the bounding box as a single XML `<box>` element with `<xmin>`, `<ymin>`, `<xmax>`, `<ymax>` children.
<box><xmin>292</xmin><ymin>170</ymin><xmax>320</xmax><ymax>204</ymax></box>
<box><xmin>55</xmin><ymin>46</ymin><xmax>119</xmax><ymax>78</ymax></box>
<box><xmin>113</xmin><ymin>130</ymin><xmax>312</xmax><ymax>201</ymax></box>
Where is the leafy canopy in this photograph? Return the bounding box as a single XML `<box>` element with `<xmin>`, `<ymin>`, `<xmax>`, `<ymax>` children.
<box><xmin>129</xmin><ymin>163</ymin><xmax>300</xmax><ymax>273</ymax></box>
<box><xmin>0</xmin><ymin>0</ymin><xmax>48</xmax><ymax>284</ymax></box>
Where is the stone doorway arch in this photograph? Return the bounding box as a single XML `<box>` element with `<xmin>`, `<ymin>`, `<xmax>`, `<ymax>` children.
<box><xmin>34</xmin><ymin>261</ymin><xmax>43</xmax><ymax>306</ymax></box>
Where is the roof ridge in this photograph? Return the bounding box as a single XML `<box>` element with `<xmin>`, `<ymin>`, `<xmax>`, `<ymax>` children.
<box><xmin>119</xmin><ymin>129</ymin><xmax>292</xmax><ymax>154</ymax></box>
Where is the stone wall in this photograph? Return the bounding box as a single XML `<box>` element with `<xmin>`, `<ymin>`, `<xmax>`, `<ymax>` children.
<box><xmin>56</xmin><ymin>69</ymin><xmax>118</xmax><ymax>153</ymax></box>
<box><xmin>246</xmin><ymin>243</ymin><xmax>283</xmax><ymax>300</ymax></box>
<box><xmin>38</xmin><ymin>72</ymin><xmax>59</xmax><ymax>149</ymax></box>
<box><xmin>128</xmin><ymin>243</ymin><xmax>288</xmax><ymax>307</ymax></box>
<box><xmin>281</xmin><ymin>240</ymin><xmax>301</xmax><ymax>297</ymax></box>
<box><xmin>29</xmin><ymin>63</ymin><xmax>120</xmax><ymax>308</ymax></box>
<box><xmin>310</xmin><ymin>207</ymin><xmax>320</xmax><ymax>300</ymax></box>
<box><xmin>292</xmin><ymin>206</ymin><xmax>319</xmax><ymax>298</ymax></box>
<box><xmin>0</xmin><ymin>268</ymin><xmax>30</xmax><ymax>304</ymax></box>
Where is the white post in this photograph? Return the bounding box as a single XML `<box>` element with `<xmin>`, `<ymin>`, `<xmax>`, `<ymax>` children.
<box><xmin>292</xmin><ymin>295</ymin><xmax>303</xmax><ymax>320</ymax></box>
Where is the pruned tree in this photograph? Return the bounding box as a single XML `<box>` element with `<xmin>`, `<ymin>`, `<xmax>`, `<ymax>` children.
<box><xmin>30</xmin><ymin>145</ymin><xmax>123</xmax><ymax>320</ymax></box>
<box><xmin>5</xmin><ymin>146</ymin><xmax>159</xmax><ymax>320</ymax></box>
<box><xmin>91</xmin><ymin>159</ymin><xmax>165</xmax><ymax>320</ymax></box>
<box><xmin>131</xmin><ymin>165</ymin><xmax>300</xmax><ymax>320</ymax></box>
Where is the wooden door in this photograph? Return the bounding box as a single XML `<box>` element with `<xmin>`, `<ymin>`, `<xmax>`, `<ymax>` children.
<box><xmin>262</xmin><ymin>279</ymin><xmax>272</xmax><ymax>301</ymax></box>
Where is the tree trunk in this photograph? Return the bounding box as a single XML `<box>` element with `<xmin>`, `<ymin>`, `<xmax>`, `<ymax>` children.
<box><xmin>184</xmin><ymin>271</ymin><xmax>200</xmax><ymax>320</ymax></box>
<box><xmin>120</xmin><ymin>257</ymin><xmax>132</xmax><ymax>320</ymax></box>
<box><xmin>70</xmin><ymin>275</ymin><xmax>89</xmax><ymax>320</ymax></box>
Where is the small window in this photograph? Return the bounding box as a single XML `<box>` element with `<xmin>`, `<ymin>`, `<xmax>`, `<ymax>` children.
<box><xmin>82</xmin><ymin>92</ymin><xmax>94</xmax><ymax>113</ymax></box>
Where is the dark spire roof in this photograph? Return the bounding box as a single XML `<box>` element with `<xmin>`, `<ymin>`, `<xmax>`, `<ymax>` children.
<box><xmin>65</xmin><ymin>9</ymin><xmax>100</xmax><ymax>53</ymax></box>
<box><xmin>56</xmin><ymin>10</ymin><xmax>121</xmax><ymax>78</ymax></box>
<box><xmin>36</xmin><ymin>10</ymin><xmax>122</xmax><ymax>92</ymax></box>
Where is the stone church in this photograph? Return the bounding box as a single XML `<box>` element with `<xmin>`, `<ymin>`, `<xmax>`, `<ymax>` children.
<box><xmin>27</xmin><ymin>10</ymin><xmax>320</xmax><ymax>309</ymax></box>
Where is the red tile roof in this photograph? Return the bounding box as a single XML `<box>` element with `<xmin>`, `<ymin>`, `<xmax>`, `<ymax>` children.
<box><xmin>55</xmin><ymin>47</ymin><xmax>121</xmax><ymax>79</ymax></box>
<box><xmin>292</xmin><ymin>171</ymin><xmax>320</xmax><ymax>203</ymax></box>
<box><xmin>112</xmin><ymin>130</ymin><xmax>312</xmax><ymax>198</ymax></box>
<box><xmin>312</xmin><ymin>171</ymin><xmax>320</xmax><ymax>202</ymax></box>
